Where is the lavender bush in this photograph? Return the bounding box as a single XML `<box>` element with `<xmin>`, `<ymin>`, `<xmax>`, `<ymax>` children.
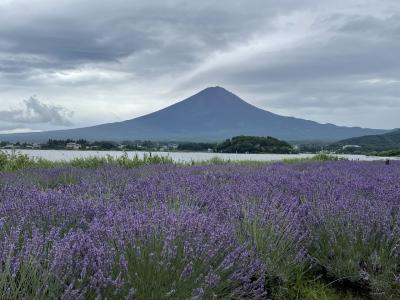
<box><xmin>1</xmin><ymin>160</ymin><xmax>399</xmax><ymax>299</ymax></box>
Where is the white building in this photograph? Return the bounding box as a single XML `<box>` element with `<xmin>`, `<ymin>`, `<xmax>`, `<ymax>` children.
<box><xmin>66</xmin><ymin>142</ymin><xmax>81</xmax><ymax>150</ymax></box>
<box><xmin>342</xmin><ymin>145</ymin><xmax>361</xmax><ymax>150</ymax></box>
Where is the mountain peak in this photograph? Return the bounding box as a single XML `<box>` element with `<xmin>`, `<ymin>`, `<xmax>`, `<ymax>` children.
<box><xmin>202</xmin><ymin>86</ymin><xmax>227</xmax><ymax>92</ymax></box>
<box><xmin>194</xmin><ymin>86</ymin><xmax>231</xmax><ymax>97</ymax></box>
<box><xmin>0</xmin><ymin>87</ymin><xmax>389</xmax><ymax>142</ymax></box>
<box><xmin>184</xmin><ymin>86</ymin><xmax>247</xmax><ymax>107</ymax></box>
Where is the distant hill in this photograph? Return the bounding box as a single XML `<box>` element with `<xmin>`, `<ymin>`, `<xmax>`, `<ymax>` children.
<box><xmin>332</xmin><ymin>129</ymin><xmax>400</xmax><ymax>151</ymax></box>
<box><xmin>0</xmin><ymin>86</ymin><xmax>389</xmax><ymax>143</ymax></box>
<box><xmin>216</xmin><ymin>135</ymin><xmax>293</xmax><ymax>154</ymax></box>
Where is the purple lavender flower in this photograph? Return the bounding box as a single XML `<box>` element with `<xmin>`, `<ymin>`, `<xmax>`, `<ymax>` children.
<box><xmin>1</xmin><ymin>161</ymin><xmax>400</xmax><ymax>298</ymax></box>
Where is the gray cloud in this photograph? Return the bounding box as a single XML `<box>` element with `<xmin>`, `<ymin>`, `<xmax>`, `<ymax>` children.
<box><xmin>173</xmin><ymin>9</ymin><xmax>400</xmax><ymax>128</ymax></box>
<box><xmin>0</xmin><ymin>0</ymin><xmax>399</xmax><ymax>130</ymax></box>
<box><xmin>0</xmin><ymin>97</ymin><xmax>73</xmax><ymax>130</ymax></box>
<box><xmin>0</xmin><ymin>1</ymin><xmax>267</xmax><ymax>73</ymax></box>
<box><xmin>0</xmin><ymin>0</ymin><xmax>326</xmax><ymax>79</ymax></box>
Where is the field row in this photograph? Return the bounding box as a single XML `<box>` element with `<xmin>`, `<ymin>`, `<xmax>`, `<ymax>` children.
<box><xmin>0</xmin><ymin>160</ymin><xmax>399</xmax><ymax>299</ymax></box>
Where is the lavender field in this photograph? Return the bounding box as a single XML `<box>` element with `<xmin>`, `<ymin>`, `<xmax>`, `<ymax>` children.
<box><xmin>1</xmin><ymin>160</ymin><xmax>400</xmax><ymax>299</ymax></box>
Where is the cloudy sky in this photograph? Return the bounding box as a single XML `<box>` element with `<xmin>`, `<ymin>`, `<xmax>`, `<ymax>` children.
<box><xmin>0</xmin><ymin>0</ymin><xmax>399</xmax><ymax>133</ymax></box>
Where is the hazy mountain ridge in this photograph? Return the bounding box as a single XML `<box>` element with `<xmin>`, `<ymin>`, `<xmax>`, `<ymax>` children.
<box><xmin>333</xmin><ymin>129</ymin><xmax>400</xmax><ymax>151</ymax></box>
<box><xmin>0</xmin><ymin>87</ymin><xmax>389</xmax><ymax>143</ymax></box>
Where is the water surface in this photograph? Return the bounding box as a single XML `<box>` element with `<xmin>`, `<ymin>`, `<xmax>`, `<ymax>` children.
<box><xmin>3</xmin><ymin>149</ymin><xmax>398</xmax><ymax>162</ymax></box>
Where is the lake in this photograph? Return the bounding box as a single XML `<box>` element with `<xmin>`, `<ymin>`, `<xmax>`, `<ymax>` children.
<box><xmin>3</xmin><ymin>149</ymin><xmax>398</xmax><ymax>162</ymax></box>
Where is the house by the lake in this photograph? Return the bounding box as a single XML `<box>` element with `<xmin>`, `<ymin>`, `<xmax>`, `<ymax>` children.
<box><xmin>66</xmin><ymin>142</ymin><xmax>81</xmax><ymax>150</ymax></box>
<box><xmin>342</xmin><ymin>145</ymin><xmax>361</xmax><ymax>150</ymax></box>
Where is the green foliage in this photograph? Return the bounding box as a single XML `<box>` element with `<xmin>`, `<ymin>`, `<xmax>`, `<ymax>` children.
<box><xmin>297</xmin><ymin>143</ymin><xmax>328</xmax><ymax>154</ymax></box>
<box><xmin>216</xmin><ymin>135</ymin><xmax>294</xmax><ymax>154</ymax></box>
<box><xmin>372</xmin><ymin>149</ymin><xmax>400</xmax><ymax>157</ymax></box>
<box><xmin>0</xmin><ymin>150</ymin><xmax>36</xmax><ymax>171</ymax></box>
<box><xmin>236</xmin><ymin>218</ymin><xmax>362</xmax><ymax>299</ymax></box>
<box><xmin>190</xmin><ymin>154</ymin><xmax>346</xmax><ymax>166</ymax></box>
<box><xmin>287</xmin><ymin>279</ymin><xmax>363</xmax><ymax>300</ymax></box>
<box><xmin>116</xmin><ymin>152</ymin><xmax>174</xmax><ymax>168</ymax></box>
<box><xmin>90</xmin><ymin>141</ymin><xmax>116</xmax><ymax>150</ymax></box>
<box><xmin>1</xmin><ymin>150</ymin><xmax>348</xmax><ymax>172</ymax></box>
<box><xmin>189</xmin><ymin>156</ymin><xmax>233</xmax><ymax>165</ymax></box>
<box><xmin>0</xmin><ymin>257</ymin><xmax>61</xmax><ymax>300</ymax></box>
<box><xmin>282</xmin><ymin>154</ymin><xmax>345</xmax><ymax>164</ymax></box>
<box><xmin>30</xmin><ymin>171</ymin><xmax>79</xmax><ymax>190</ymax></box>
<box><xmin>331</xmin><ymin>129</ymin><xmax>400</xmax><ymax>152</ymax></box>
<box><xmin>45</xmin><ymin>139</ymin><xmax>76</xmax><ymax>150</ymax></box>
<box><xmin>311</xmin><ymin>154</ymin><xmax>344</xmax><ymax>161</ymax></box>
<box><xmin>109</xmin><ymin>237</ymin><xmax>241</xmax><ymax>300</ymax></box>
<box><xmin>66</xmin><ymin>153</ymin><xmax>174</xmax><ymax>169</ymax></box>
<box><xmin>238</xmin><ymin>219</ymin><xmax>306</xmax><ymax>298</ymax></box>
<box><xmin>177</xmin><ymin>142</ymin><xmax>216</xmax><ymax>152</ymax></box>
<box><xmin>308</xmin><ymin>219</ymin><xmax>400</xmax><ymax>297</ymax></box>
<box><xmin>0</xmin><ymin>151</ymin><xmax>174</xmax><ymax>171</ymax></box>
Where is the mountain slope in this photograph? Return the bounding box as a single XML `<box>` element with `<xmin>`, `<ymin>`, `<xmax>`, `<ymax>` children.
<box><xmin>333</xmin><ymin>129</ymin><xmax>400</xmax><ymax>151</ymax></box>
<box><xmin>0</xmin><ymin>86</ymin><xmax>389</xmax><ymax>142</ymax></box>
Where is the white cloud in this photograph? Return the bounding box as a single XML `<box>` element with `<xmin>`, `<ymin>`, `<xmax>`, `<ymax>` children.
<box><xmin>0</xmin><ymin>96</ymin><xmax>73</xmax><ymax>130</ymax></box>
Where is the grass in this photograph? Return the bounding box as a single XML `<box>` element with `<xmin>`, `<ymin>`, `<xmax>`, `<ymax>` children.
<box><xmin>236</xmin><ymin>218</ymin><xmax>368</xmax><ymax>299</ymax></box>
<box><xmin>237</xmin><ymin>216</ymin><xmax>390</xmax><ymax>299</ymax></box>
<box><xmin>308</xmin><ymin>219</ymin><xmax>400</xmax><ymax>298</ymax></box>
<box><xmin>0</xmin><ymin>151</ymin><xmax>344</xmax><ymax>172</ymax></box>
<box><xmin>281</xmin><ymin>153</ymin><xmax>345</xmax><ymax>164</ymax></box>
<box><xmin>373</xmin><ymin>149</ymin><xmax>400</xmax><ymax>157</ymax></box>
<box><xmin>238</xmin><ymin>219</ymin><xmax>305</xmax><ymax>298</ymax></box>
<box><xmin>108</xmin><ymin>237</ymin><xmax>242</xmax><ymax>300</ymax></box>
<box><xmin>0</xmin><ymin>150</ymin><xmax>174</xmax><ymax>172</ymax></box>
<box><xmin>0</xmin><ymin>258</ymin><xmax>61</xmax><ymax>300</ymax></box>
